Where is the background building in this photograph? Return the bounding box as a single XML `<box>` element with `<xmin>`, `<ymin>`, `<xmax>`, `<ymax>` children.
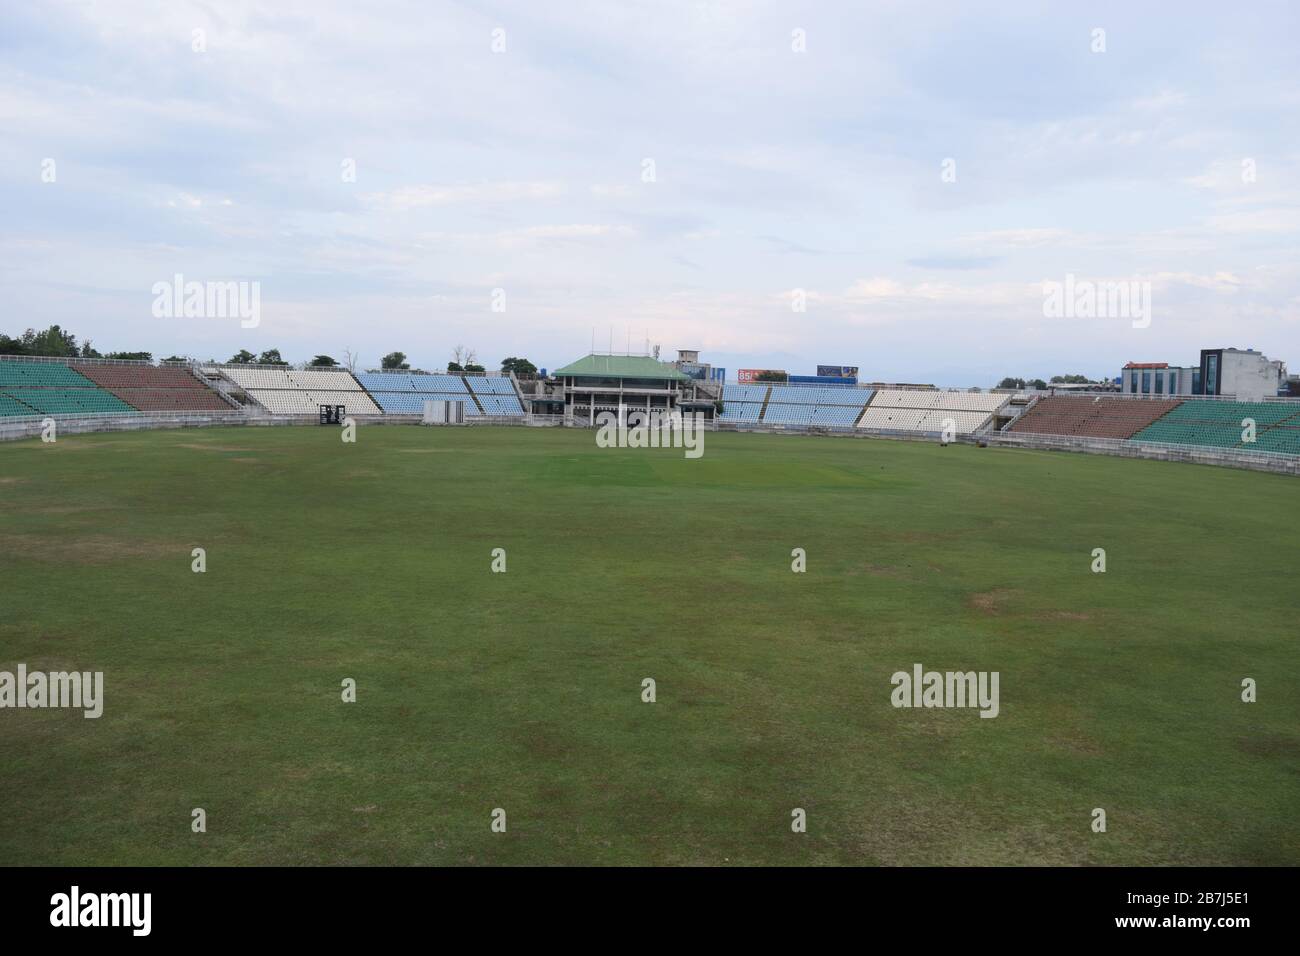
<box><xmin>1121</xmin><ymin>362</ymin><xmax>1196</xmax><ymax>397</ymax></box>
<box><xmin>1121</xmin><ymin>348</ymin><xmax>1287</xmax><ymax>400</ymax></box>
<box><xmin>552</xmin><ymin>353</ymin><xmax>692</xmax><ymax>425</ymax></box>
<box><xmin>671</xmin><ymin>348</ymin><xmax>724</xmax><ymax>383</ymax></box>
<box><xmin>1199</xmin><ymin>348</ymin><xmax>1286</xmax><ymax>401</ymax></box>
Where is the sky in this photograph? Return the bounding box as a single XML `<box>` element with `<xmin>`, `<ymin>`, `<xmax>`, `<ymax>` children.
<box><xmin>2</xmin><ymin>1</ymin><xmax>1298</xmax><ymax>386</ymax></box>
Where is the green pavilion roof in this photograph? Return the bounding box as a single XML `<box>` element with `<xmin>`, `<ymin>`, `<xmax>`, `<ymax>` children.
<box><xmin>553</xmin><ymin>354</ymin><xmax>688</xmax><ymax>380</ymax></box>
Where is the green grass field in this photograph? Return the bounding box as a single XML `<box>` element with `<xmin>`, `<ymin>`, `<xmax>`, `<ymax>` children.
<box><xmin>2</xmin><ymin>425</ymin><xmax>1297</xmax><ymax>865</ymax></box>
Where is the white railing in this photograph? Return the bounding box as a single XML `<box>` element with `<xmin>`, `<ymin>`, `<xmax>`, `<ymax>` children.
<box><xmin>1035</xmin><ymin>390</ymin><xmax>1300</xmax><ymax>404</ymax></box>
<box><xmin>0</xmin><ymin>410</ymin><xmax>248</xmax><ymax>442</ymax></box>
<box><xmin>0</xmin><ymin>408</ymin><xmax>245</xmax><ymax>425</ymax></box>
<box><xmin>990</xmin><ymin>431</ymin><xmax>1300</xmax><ymax>474</ymax></box>
<box><xmin>0</xmin><ymin>353</ymin><xmax>156</xmax><ymax>367</ymax></box>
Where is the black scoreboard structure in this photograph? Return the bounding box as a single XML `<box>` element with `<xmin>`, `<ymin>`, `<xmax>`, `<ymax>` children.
<box><xmin>319</xmin><ymin>404</ymin><xmax>346</xmax><ymax>425</ymax></box>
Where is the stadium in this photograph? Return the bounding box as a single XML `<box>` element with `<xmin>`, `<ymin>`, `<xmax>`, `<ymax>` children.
<box><xmin>2</xmin><ymin>347</ymin><xmax>1297</xmax><ymax>867</ymax></box>
<box><xmin>5</xmin><ymin>7</ymin><xmax>1300</xmax><ymax>929</ymax></box>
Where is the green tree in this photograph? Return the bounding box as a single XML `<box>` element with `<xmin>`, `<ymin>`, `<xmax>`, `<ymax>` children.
<box><xmin>381</xmin><ymin>351</ymin><xmax>410</xmax><ymax>370</ymax></box>
<box><xmin>20</xmin><ymin>325</ymin><xmax>78</xmax><ymax>356</ymax></box>
<box><xmin>464</xmin><ymin>363</ymin><xmax>486</xmax><ymax>373</ymax></box>
<box><xmin>996</xmin><ymin>377</ymin><xmax>1027</xmax><ymax>389</ymax></box>
<box><xmin>80</xmin><ymin>341</ymin><xmax>102</xmax><ymax>358</ymax></box>
<box><xmin>228</xmin><ymin>349</ymin><xmax>256</xmax><ymax>364</ymax></box>
<box><xmin>308</xmin><ymin>354</ymin><xmax>338</xmax><ymax>367</ymax></box>
<box><xmin>106</xmin><ymin>351</ymin><xmax>153</xmax><ymax>361</ymax></box>
<box><xmin>257</xmin><ymin>349</ymin><xmax>288</xmax><ymax>366</ymax></box>
<box><xmin>1028</xmin><ymin>378</ymin><xmax>1048</xmax><ymax>390</ymax></box>
<box><xmin>161</xmin><ymin>355</ymin><xmax>188</xmax><ymax>364</ymax></box>
<box><xmin>0</xmin><ymin>334</ymin><xmax>26</xmax><ymax>355</ymax></box>
<box><xmin>500</xmin><ymin>356</ymin><xmax>537</xmax><ymax>375</ymax></box>
<box><xmin>447</xmin><ymin>361</ymin><xmax>464</xmax><ymax>372</ymax></box>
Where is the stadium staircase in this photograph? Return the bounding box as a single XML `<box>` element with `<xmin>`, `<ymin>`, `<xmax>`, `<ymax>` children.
<box><xmin>186</xmin><ymin>365</ymin><xmax>245</xmax><ymax>410</ymax></box>
<box><xmin>998</xmin><ymin>394</ymin><xmax>1038</xmax><ymax>431</ymax></box>
<box><xmin>461</xmin><ymin>376</ymin><xmax>486</xmax><ymax>414</ymax></box>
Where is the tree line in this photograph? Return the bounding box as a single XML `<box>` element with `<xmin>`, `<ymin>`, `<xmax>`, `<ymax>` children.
<box><xmin>1</xmin><ymin>325</ymin><xmax>537</xmax><ymax>374</ymax></box>
<box><xmin>996</xmin><ymin>374</ymin><xmax>1111</xmax><ymax>390</ymax></box>
<box><xmin>0</xmin><ymin>325</ymin><xmax>171</xmax><ymax>363</ymax></box>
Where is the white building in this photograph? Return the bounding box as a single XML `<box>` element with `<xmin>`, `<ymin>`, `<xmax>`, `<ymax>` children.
<box><xmin>1120</xmin><ymin>362</ymin><xmax>1194</xmax><ymax>397</ymax></box>
<box><xmin>1121</xmin><ymin>348</ymin><xmax>1287</xmax><ymax>401</ymax></box>
<box><xmin>1200</xmin><ymin>348</ymin><xmax>1286</xmax><ymax>401</ymax></box>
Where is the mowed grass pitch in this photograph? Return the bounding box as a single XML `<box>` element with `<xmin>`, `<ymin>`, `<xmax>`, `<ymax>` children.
<box><xmin>1</xmin><ymin>425</ymin><xmax>1297</xmax><ymax>867</ymax></box>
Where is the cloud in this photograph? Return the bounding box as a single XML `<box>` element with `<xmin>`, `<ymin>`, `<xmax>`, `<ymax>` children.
<box><xmin>1</xmin><ymin>0</ymin><xmax>1297</xmax><ymax>380</ymax></box>
<box><xmin>361</xmin><ymin>182</ymin><xmax>565</xmax><ymax>210</ymax></box>
<box><xmin>495</xmin><ymin>224</ymin><xmax>636</xmax><ymax>245</ymax></box>
<box><xmin>959</xmin><ymin>229</ymin><xmax>1072</xmax><ymax>248</ymax></box>
<box><xmin>906</xmin><ymin>255</ymin><xmax>1000</xmax><ymax>270</ymax></box>
<box><xmin>845</xmin><ymin>278</ymin><xmax>909</xmax><ymax>299</ymax></box>
<box><xmin>1131</xmin><ymin>89</ymin><xmax>1188</xmax><ymax>112</ymax></box>
<box><xmin>1141</xmin><ymin>271</ymin><xmax>1242</xmax><ymax>293</ymax></box>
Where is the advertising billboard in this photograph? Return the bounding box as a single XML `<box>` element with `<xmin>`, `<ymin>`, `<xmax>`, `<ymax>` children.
<box><xmin>817</xmin><ymin>365</ymin><xmax>860</xmax><ymax>379</ymax></box>
<box><xmin>737</xmin><ymin>368</ymin><xmax>787</xmax><ymax>383</ymax></box>
<box><xmin>790</xmin><ymin>375</ymin><xmax>856</xmax><ymax>385</ymax></box>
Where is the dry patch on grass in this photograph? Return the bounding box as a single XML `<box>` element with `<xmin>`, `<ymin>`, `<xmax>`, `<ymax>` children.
<box><xmin>177</xmin><ymin>443</ymin><xmax>256</xmax><ymax>453</ymax></box>
<box><xmin>897</xmin><ymin>710</ymin><xmax>980</xmax><ymax>743</ymax></box>
<box><xmin>966</xmin><ymin>590</ymin><xmax>1089</xmax><ymax>621</ymax></box>
<box><xmin>966</xmin><ymin>588</ymin><xmax>1020</xmax><ymax>614</ymax></box>
<box><xmin>1047</xmin><ymin>732</ymin><xmax>1105</xmax><ymax>756</ymax></box>
<box><xmin>0</xmin><ymin>532</ymin><xmax>187</xmax><ymax>564</ymax></box>
<box><xmin>0</xmin><ymin>477</ymin><xmax>27</xmax><ymax>485</ymax></box>
<box><xmin>848</xmin><ymin>794</ymin><xmax>1084</xmax><ymax>866</ymax></box>
<box><xmin>14</xmin><ymin>439</ymin><xmax>131</xmax><ymax>452</ymax></box>
<box><xmin>27</xmin><ymin>503</ymin><xmax>126</xmax><ymax>516</ymax></box>
<box><xmin>965</xmin><ymin>589</ymin><xmax>1089</xmax><ymax>621</ymax></box>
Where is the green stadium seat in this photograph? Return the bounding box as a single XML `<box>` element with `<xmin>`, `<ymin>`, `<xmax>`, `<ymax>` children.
<box><xmin>1131</xmin><ymin>401</ymin><xmax>1300</xmax><ymax>455</ymax></box>
<box><xmin>0</xmin><ymin>392</ymin><xmax>39</xmax><ymax>417</ymax></box>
